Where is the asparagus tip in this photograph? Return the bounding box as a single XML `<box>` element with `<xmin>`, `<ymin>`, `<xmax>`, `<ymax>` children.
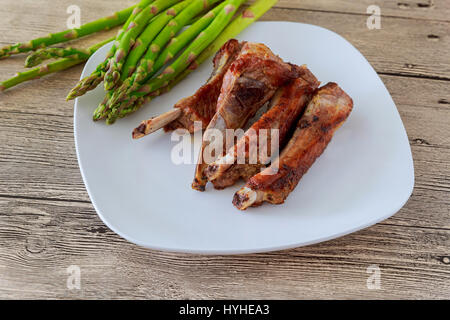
<box><xmin>66</xmin><ymin>88</ymin><xmax>77</xmax><ymax>101</ymax></box>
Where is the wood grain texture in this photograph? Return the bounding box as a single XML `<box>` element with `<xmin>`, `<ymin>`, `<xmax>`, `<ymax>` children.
<box><xmin>0</xmin><ymin>0</ymin><xmax>449</xmax><ymax>299</ymax></box>
<box><xmin>0</xmin><ymin>197</ymin><xmax>449</xmax><ymax>299</ymax></box>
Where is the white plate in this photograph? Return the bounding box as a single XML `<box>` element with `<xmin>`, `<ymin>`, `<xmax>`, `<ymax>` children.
<box><xmin>74</xmin><ymin>22</ymin><xmax>414</xmax><ymax>254</ymax></box>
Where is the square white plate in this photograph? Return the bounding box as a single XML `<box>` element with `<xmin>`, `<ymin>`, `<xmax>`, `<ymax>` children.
<box><xmin>74</xmin><ymin>22</ymin><xmax>414</xmax><ymax>254</ymax></box>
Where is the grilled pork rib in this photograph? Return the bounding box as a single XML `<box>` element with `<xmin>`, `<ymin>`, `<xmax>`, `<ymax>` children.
<box><xmin>132</xmin><ymin>39</ymin><xmax>243</xmax><ymax>139</ymax></box>
<box><xmin>192</xmin><ymin>42</ymin><xmax>304</xmax><ymax>191</ymax></box>
<box><xmin>233</xmin><ymin>82</ymin><xmax>353</xmax><ymax>210</ymax></box>
<box><xmin>205</xmin><ymin>74</ymin><xmax>320</xmax><ymax>189</ymax></box>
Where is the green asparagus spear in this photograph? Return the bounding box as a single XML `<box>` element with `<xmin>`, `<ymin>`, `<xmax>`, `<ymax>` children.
<box><xmin>92</xmin><ymin>1</ymin><xmax>193</xmax><ymax>121</ymax></box>
<box><xmin>130</xmin><ymin>0</ymin><xmax>223</xmax><ymax>84</ymax></box>
<box><xmin>142</xmin><ymin>0</ymin><xmax>246</xmax><ymax>93</ymax></box>
<box><xmin>114</xmin><ymin>0</ymin><xmax>277</xmax><ymax>120</ymax></box>
<box><xmin>25</xmin><ymin>47</ymin><xmax>90</xmax><ymax>68</ymax></box>
<box><xmin>109</xmin><ymin>0</ymin><xmax>156</xmax><ymax>55</ymax></box>
<box><xmin>117</xmin><ymin>67</ymin><xmax>187</xmax><ymax>118</ymax></box>
<box><xmin>0</xmin><ymin>37</ymin><xmax>114</xmax><ymax>91</ymax></box>
<box><xmin>122</xmin><ymin>0</ymin><xmax>194</xmax><ymax>79</ymax></box>
<box><xmin>66</xmin><ymin>65</ymin><xmax>105</xmax><ymax>100</ymax></box>
<box><xmin>107</xmin><ymin>58</ymin><xmax>203</xmax><ymax>120</ymax></box>
<box><xmin>109</xmin><ymin>1</ymin><xmax>226</xmax><ymax>106</ymax></box>
<box><xmin>66</xmin><ymin>0</ymin><xmax>156</xmax><ymax>101</ymax></box>
<box><xmin>153</xmin><ymin>2</ymin><xmax>227</xmax><ymax>78</ymax></box>
<box><xmin>193</xmin><ymin>0</ymin><xmax>277</xmax><ymax>61</ymax></box>
<box><xmin>106</xmin><ymin>0</ymin><xmax>246</xmax><ymax>124</ymax></box>
<box><xmin>103</xmin><ymin>0</ymin><xmax>182</xmax><ymax>90</ymax></box>
<box><xmin>0</xmin><ymin>6</ymin><xmax>135</xmax><ymax>60</ymax></box>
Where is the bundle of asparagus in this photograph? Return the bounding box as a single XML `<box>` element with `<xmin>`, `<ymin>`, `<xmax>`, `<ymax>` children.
<box><xmin>0</xmin><ymin>0</ymin><xmax>277</xmax><ymax>125</ymax></box>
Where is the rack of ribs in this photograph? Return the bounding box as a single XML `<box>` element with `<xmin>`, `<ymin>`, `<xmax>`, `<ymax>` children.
<box><xmin>192</xmin><ymin>42</ymin><xmax>306</xmax><ymax>191</ymax></box>
<box><xmin>233</xmin><ymin>82</ymin><xmax>353</xmax><ymax>210</ymax></box>
<box><xmin>132</xmin><ymin>39</ymin><xmax>243</xmax><ymax>139</ymax></box>
<box><xmin>204</xmin><ymin>74</ymin><xmax>320</xmax><ymax>190</ymax></box>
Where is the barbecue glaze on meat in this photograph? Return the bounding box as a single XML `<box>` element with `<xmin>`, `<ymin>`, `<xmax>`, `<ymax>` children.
<box><xmin>233</xmin><ymin>82</ymin><xmax>353</xmax><ymax>210</ymax></box>
<box><xmin>192</xmin><ymin>42</ymin><xmax>305</xmax><ymax>191</ymax></box>
<box><xmin>132</xmin><ymin>40</ymin><xmax>243</xmax><ymax>139</ymax></box>
<box><xmin>205</xmin><ymin>74</ymin><xmax>320</xmax><ymax>190</ymax></box>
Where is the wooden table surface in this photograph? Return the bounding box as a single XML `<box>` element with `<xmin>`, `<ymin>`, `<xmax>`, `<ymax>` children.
<box><xmin>0</xmin><ymin>0</ymin><xmax>449</xmax><ymax>299</ymax></box>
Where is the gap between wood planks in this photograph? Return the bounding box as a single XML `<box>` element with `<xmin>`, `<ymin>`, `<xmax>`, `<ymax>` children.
<box><xmin>0</xmin><ymin>194</ymin><xmax>91</xmax><ymax>205</ymax></box>
<box><xmin>378</xmin><ymin>71</ymin><xmax>450</xmax><ymax>82</ymax></box>
<box><xmin>266</xmin><ymin>6</ymin><xmax>450</xmax><ymax>24</ymax></box>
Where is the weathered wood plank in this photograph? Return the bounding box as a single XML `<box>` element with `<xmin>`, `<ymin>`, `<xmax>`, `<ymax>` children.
<box><xmin>261</xmin><ymin>7</ymin><xmax>450</xmax><ymax>80</ymax></box>
<box><xmin>0</xmin><ymin>1</ymin><xmax>449</xmax><ymax>86</ymax></box>
<box><xmin>0</xmin><ymin>197</ymin><xmax>448</xmax><ymax>299</ymax></box>
<box><xmin>273</xmin><ymin>0</ymin><xmax>450</xmax><ymax>21</ymax></box>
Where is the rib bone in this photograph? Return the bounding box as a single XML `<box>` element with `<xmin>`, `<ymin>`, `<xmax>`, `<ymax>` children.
<box><xmin>132</xmin><ymin>108</ymin><xmax>182</xmax><ymax>139</ymax></box>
